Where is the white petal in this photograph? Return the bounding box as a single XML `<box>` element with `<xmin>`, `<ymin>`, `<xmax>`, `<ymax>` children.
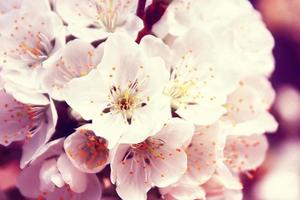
<box><xmin>39</xmin><ymin>158</ymin><xmax>60</xmax><ymax>192</ymax></box>
<box><xmin>224</xmin><ymin>134</ymin><xmax>268</xmax><ymax>172</ymax></box>
<box><xmin>177</xmin><ymin>104</ymin><xmax>226</xmax><ymax>126</ymax></box>
<box><xmin>215</xmin><ymin>163</ymin><xmax>243</xmax><ymax>190</ymax></box>
<box><xmin>21</xmin><ymin>99</ymin><xmax>58</xmax><ymax>168</ymax></box>
<box><xmin>184</xmin><ymin>124</ymin><xmax>220</xmax><ymax>185</ymax></box>
<box><xmin>150</xmin><ymin>145</ymin><xmax>187</xmax><ymax>187</ymax></box>
<box><xmin>155</xmin><ymin>118</ymin><xmax>194</xmax><ymax>149</ymax></box>
<box><xmin>92</xmin><ymin>113</ymin><xmax>126</xmax><ymax>149</ymax></box>
<box><xmin>140</xmin><ymin>35</ymin><xmax>172</xmax><ymax>69</ymax></box>
<box><xmin>56</xmin><ymin>153</ymin><xmax>88</xmax><ymax>193</ymax></box>
<box><xmin>112</xmin><ymin>145</ymin><xmax>151</xmax><ymax>200</ymax></box>
<box><xmin>160</xmin><ymin>182</ymin><xmax>206</xmax><ymax>200</ymax></box>
<box><xmin>42</xmin><ymin>39</ymin><xmax>102</xmax><ymax>100</ymax></box>
<box><xmin>64</xmin><ymin>69</ymin><xmax>110</xmax><ymax>120</ymax></box>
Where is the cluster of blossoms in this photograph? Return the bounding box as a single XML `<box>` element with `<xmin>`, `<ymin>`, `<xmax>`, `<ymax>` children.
<box><xmin>0</xmin><ymin>0</ymin><xmax>278</xmax><ymax>199</ymax></box>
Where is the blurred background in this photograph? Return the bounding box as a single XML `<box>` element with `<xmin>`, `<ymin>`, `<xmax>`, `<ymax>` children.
<box><xmin>1</xmin><ymin>0</ymin><xmax>300</xmax><ymax>199</ymax></box>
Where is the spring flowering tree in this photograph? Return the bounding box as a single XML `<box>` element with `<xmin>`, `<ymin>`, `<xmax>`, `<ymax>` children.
<box><xmin>0</xmin><ymin>0</ymin><xmax>278</xmax><ymax>199</ymax></box>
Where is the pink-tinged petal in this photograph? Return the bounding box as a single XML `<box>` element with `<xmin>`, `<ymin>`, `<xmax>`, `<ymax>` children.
<box><xmin>79</xmin><ymin>174</ymin><xmax>102</xmax><ymax>200</ymax></box>
<box><xmin>244</xmin><ymin>76</ymin><xmax>275</xmax><ymax>107</ymax></box>
<box><xmin>30</xmin><ymin>138</ymin><xmax>64</xmax><ymax>166</ymax></box>
<box><xmin>0</xmin><ymin>89</ymin><xmax>50</xmax><ymax>146</ymax></box>
<box><xmin>39</xmin><ymin>158</ymin><xmax>61</xmax><ymax>192</ymax></box>
<box><xmin>0</xmin><ymin>0</ymin><xmax>22</xmax><ymax>14</ymax></box>
<box><xmin>46</xmin><ymin>174</ymin><xmax>103</xmax><ymax>200</ymax></box>
<box><xmin>116</xmin><ymin>157</ymin><xmax>151</xmax><ymax>200</ymax></box>
<box><xmin>155</xmin><ymin>118</ymin><xmax>194</xmax><ymax>149</ymax></box>
<box><xmin>224</xmin><ymin>77</ymin><xmax>278</xmax><ymax>135</ymax></box>
<box><xmin>20</xmin><ymin>99</ymin><xmax>58</xmax><ymax>168</ymax></box>
<box><xmin>64</xmin><ymin>128</ymin><xmax>109</xmax><ymax>173</ymax></box>
<box><xmin>204</xmin><ymin>176</ymin><xmax>243</xmax><ymax>200</ymax></box>
<box><xmin>224</xmin><ymin>112</ymin><xmax>278</xmax><ymax>136</ymax></box>
<box><xmin>160</xmin><ymin>181</ymin><xmax>206</xmax><ymax>200</ymax></box>
<box><xmin>149</xmin><ymin>144</ymin><xmax>187</xmax><ymax>187</ymax></box>
<box><xmin>224</xmin><ymin>134</ymin><xmax>268</xmax><ymax>172</ymax></box>
<box><xmin>110</xmin><ymin>144</ymin><xmax>130</xmax><ymax>184</ymax></box>
<box><xmin>184</xmin><ymin>124</ymin><xmax>220</xmax><ymax>185</ymax></box>
<box><xmin>215</xmin><ymin>163</ymin><xmax>243</xmax><ymax>190</ymax></box>
<box><xmin>111</xmin><ymin>144</ymin><xmax>151</xmax><ymax>200</ymax></box>
<box><xmin>16</xmin><ymin>162</ymin><xmax>42</xmax><ymax>198</ymax></box>
<box><xmin>56</xmin><ymin>153</ymin><xmax>88</xmax><ymax>193</ymax></box>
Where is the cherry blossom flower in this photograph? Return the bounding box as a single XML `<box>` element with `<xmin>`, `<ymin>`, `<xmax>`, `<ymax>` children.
<box><xmin>17</xmin><ymin>139</ymin><xmax>102</xmax><ymax>200</ymax></box>
<box><xmin>42</xmin><ymin>39</ymin><xmax>104</xmax><ymax>101</ymax></box>
<box><xmin>64</xmin><ymin>125</ymin><xmax>110</xmax><ymax>173</ymax></box>
<box><xmin>0</xmin><ymin>1</ymin><xmax>278</xmax><ymax>199</ymax></box>
<box><xmin>64</xmin><ymin>33</ymin><xmax>171</xmax><ymax>147</ymax></box>
<box><xmin>152</xmin><ymin>0</ymin><xmax>252</xmax><ymax>39</ymax></box>
<box><xmin>0</xmin><ymin>0</ymin><xmax>64</xmax><ymax>103</ymax></box>
<box><xmin>140</xmin><ymin>28</ymin><xmax>238</xmax><ymax>125</ymax></box>
<box><xmin>56</xmin><ymin>0</ymin><xmax>143</xmax><ymax>42</ymax></box>
<box><xmin>110</xmin><ymin>118</ymin><xmax>194</xmax><ymax>200</ymax></box>
<box><xmin>0</xmin><ymin>87</ymin><xmax>57</xmax><ymax>168</ymax></box>
<box><xmin>152</xmin><ymin>0</ymin><xmax>275</xmax><ymax>77</ymax></box>
<box><xmin>222</xmin><ymin>76</ymin><xmax>278</xmax><ymax>136</ymax></box>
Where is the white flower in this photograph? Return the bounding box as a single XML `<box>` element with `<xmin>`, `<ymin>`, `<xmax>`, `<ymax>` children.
<box><xmin>152</xmin><ymin>0</ymin><xmax>275</xmax><ymax>77</ymax></box>
<box><xmin>64</xmin><ymin>125</ymin><xmax>110</xmax><ymax>173</ymax></box>
<box><xmin>110</xmin><ymin>118</ymin><xmax>194</xmax><ymax>200</ymax></box>
<box><xmin>141</xmin><ymin>28</ymin><xmax>238</xmax><ymax>125</ymax></box>
<box><xmin>56</xmin><ymin>0</ymin><xmax>143</xmax><ymax>42</ymax></box>
<box><xmin>222</xmin><ymin>76</ymin><xmax>278</xmax><ymax>136</ymax></box>
<box><xmin>17</xmin><ymin>139</ymin><xmax>102</xmax><ymax>200</ymax></box>
<box><xmin>0</xmin><ymin>87</ymin><xmax>57</xmax><ymax>168</ymax></box>
<box><xmin>64</xmin><ymin>33</ymin><xmax>170</xmax><ymax>147</ymax></box>
<box><xmin>42</xmin><ymin>39</ymin><xmax>104</xmax><ymax>101</ymax></box>
<box><xmin>0</xmin><ymin>0</ymin><xmax>64</xmax><ymax>103</ymax></box>
<box><xmin>152</xmin><ymin>0</ymin><xmax>252</xmax><ymax>39</ymax></box>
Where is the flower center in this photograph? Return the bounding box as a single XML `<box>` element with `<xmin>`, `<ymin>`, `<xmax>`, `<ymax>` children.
<box><xmin>131</xmin><ymin>137</ymin><xmax>165</xmax><ymax>153</ymax></box>
<box><xmin>77</xmin><ymin>130</ymin><xmax>109</xmax><ymax>169</ymax></box>
<box><xmin>18</xmin><ymin>32</ymin><xmax>53</xmax><ymax>68</ymax></box>
<box><xmin>102</xmin><ymin>81</ymin><xmax>147</xmax><ymax>124</ymax></box>
<box><xmin>95</xmin><ymin>0</ymin><xmax>120</xmax><ymax>32</ymax></box>
<box><xmin>165</xmin><ymin>79</ymin><xmax>196</xmax><ymax>109</ymax></box>
<box><xmin>116</xmin><ymin>90</ymin><xmax>136</xmax><ymax>111</ymax></box>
